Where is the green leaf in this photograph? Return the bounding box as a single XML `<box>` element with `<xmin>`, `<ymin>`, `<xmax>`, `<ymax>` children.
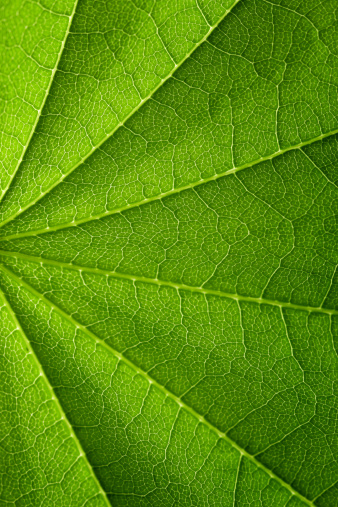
<box><xmin>0</xmin><ymin>0</ymin><xmax>337</xmax><ymax>505</ymax></box>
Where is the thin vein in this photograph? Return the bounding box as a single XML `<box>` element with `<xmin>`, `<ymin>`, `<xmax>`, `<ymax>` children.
<box><xmin>301</xmin><ymin>147</ymin><xmax>338</xmax><ymax>189</ymax></box>
<box><xmin>0</xmin><ymin>0</ymin><xmax>242</xmax><ymax>231</ymax></box>
<box><xmin>0</xmin><ymin>262</ymin><xmax>315</xmax><ymax>506</ymax></box>
<box><xmin>0</xmin><ymin>129</ymin><xmax>337</xmax><ymax>241</ymax></box>
<box><xmin>0</xmin><ymin>250</ymin><xmax>336</xmax><ymax>316</ymax></box>
<box><xmin>312</xmin><ymin>478</ymin><xmax>338</xmax><ymax>502</ymax></box>
<box><xmin>0</xmin><ymin>280</ymin><xmax>111</xmax><ymax>507</ymax></box>
<box><xmin>0</xmin><ymin>0</ymin><xmax>80</xmax><ymax>205</ymax></box>
<box><xmin>233</xmin><ymin>454</ymin><xmax>242</xmax><ymax>506</ymax></box>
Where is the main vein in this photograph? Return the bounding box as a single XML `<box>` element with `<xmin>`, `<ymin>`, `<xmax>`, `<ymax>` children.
<box><xmin>0</xmin><ymin>250</ymin><xmax>335</xmax><ymax>315</ymax></box>
<box><xmin>0</xmin><ymin>282</ymin><xmax>111</xmax><ymax>506</ymax></box>
<box><xmin>0</xmin><ymin>128</ymin><xmax>337</xmax><ymax>241</ymax></box>
<box><xmin>0</xmin><ymin>0</ymin><xmax>242</xmax><ymax>231</ymax></box>
<box><xmin>0</xmin><ymin>0</ymin><xmax>79</xmax><ymax>205</ymax></box>
<box><xmin>0</xmin><ymin>262</ymin><xmax>314</xmax><ymax>506</ymax></box>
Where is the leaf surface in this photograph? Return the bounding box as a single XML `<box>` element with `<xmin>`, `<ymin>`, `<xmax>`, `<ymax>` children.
<box><xmin>0</xmin><ymin>0</ymin><xmax>337</xmax><ymax>505</ymax></box>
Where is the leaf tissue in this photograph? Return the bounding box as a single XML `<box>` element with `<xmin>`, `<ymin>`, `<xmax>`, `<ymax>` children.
<box><xmin>0</xmin><ymin>0</ymin><xmax>337</xmax><ymax>505</ymax></box>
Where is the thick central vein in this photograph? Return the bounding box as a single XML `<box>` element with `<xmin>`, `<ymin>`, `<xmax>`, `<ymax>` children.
<box><xmin>0</xmin><ymin>250</ymin><xmax>335</xmax><ymax>316</ymax></box>
<box><xmin>0</xmin><ymin>0</ymin><xmax>242</xmax><ymax>232</ymax></box>
<box><xmin>0</xmin><ymin>129</ymin><xmax>337</xmax><ymax>241</ymax></box>
<box><xmin>0</xmin><ymin>262</ymin><xmax>314</xmax><ymax>506</ymax></box>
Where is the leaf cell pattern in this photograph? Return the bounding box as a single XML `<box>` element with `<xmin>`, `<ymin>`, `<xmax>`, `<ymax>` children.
<box><xmin>0</xmin><ymin>0</ymin><xmax>337</xmax><ymax>506</ymax></box>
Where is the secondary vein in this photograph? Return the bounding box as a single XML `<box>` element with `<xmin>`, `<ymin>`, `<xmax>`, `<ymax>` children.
<box><xmin>0</xmin><ymin>261</ymin><xmax>315</xmax><ymax>506</ymax></box>
<box><xmin>0</xmin><ymin>280</ymin><xmax>111</xmax><ymax>507</ymax></box>
<box><xmin>0</xmin><ymin>128</ymin><xmax>336</xmax><ymax>241</ymax></box>
<box><xmin>0</xmin><ymin>0</ymin><xmax>80</xmax><ymax>206</ymax></box>
<box><xmin>0</xmin><ymin>0</ymin><xmax>242</xmax><ymax>232</ymax></box>
<box><xmin>0</xmin><ymin>250</ymin><xmax>335</xmax><ymax>316</ymax></box>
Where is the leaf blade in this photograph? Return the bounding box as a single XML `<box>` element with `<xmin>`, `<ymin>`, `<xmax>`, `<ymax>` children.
<box><xmin>0</xmin><ymin>0</ymin><xmax>78</xmax><ymax>199</ymax></box>
<box><xmin>0</xmin><ymin>277</ymin><xmax>109</xmax><ymax>506</ymax></box>
<box><xmin>0</xmin><ymin>261</ymin><xmax>317</xmax><ymax>505</ymax></box>
<box><xmin>0</xmin><ymin>0</ymin><xmax>241</xmax><ymax>227</ymax></box>
<box><xmin>0</xmin><ymin>0</ymin><xmax>337</xmax><ymax>504</ymax></box>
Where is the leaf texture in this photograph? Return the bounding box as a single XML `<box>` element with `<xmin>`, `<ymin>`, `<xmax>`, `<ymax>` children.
<box><xmin>0</xmin><ymin>0</ymin><xmax>337</xmax><ymax>506</ymax></box>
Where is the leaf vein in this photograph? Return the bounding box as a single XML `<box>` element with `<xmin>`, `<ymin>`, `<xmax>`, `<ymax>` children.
<box><xmin>0</xmin><ymin>261</ymin><xmax>315</xmax><ymax>506</ymax></box>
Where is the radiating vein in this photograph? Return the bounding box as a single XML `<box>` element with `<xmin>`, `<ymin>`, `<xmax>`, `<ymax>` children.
<box><xmin>0</xmin><ymin>0</ymin><xmax>79</xmax><ymax>204</ymax></box>
<box><xmin>0</xmin><ymin>278</ymin><xmax>111</xmax><ymax>507</ymax></box>
<box><xmin>0</xmin><ymin>1</ymin><xmax>337</xmax><ymax>503</ymax></box>
<box><xmin>0</xmin><ymin>0</ymin><xmax>242</xmax><ymax>232</ymax></box>
<box><xmin>0</xmin><ymin>128</ymin><xmax>337</xmax><ymax>239</ymax></box>
<box><xmin>0</xmin><ymin>261</ymin><xmax>315</xmax><ymax>506</ymax></box>
<box><xmin>0</xmin><ymin>249</ymin><xmax>336</xmax><ymax>316</ymax></box>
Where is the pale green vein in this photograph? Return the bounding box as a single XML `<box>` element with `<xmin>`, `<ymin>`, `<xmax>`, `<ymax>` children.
<box><xmin>0</xmin><ymin>128</ymin><xmax>337</xmax><ymax>240</ymax></box>
<box><xmin>0</xmin><ymin>0</ymin><xmax>80</xmax><ymax>205</ymax></box>
<box><xmin>0</xmin><ymin>262</ymin><xmax>314</xmax><ymax>507</ymax></box>
<box><xmin>0</xmin><ymin>279</ymin><xmax>111</xmax><ymax>507</ymax></box>
<box><xmin>300</xmin><ymin>147</ymin><xmax>338</xmax><ymax>189</ymax></box>
<box><xmin>232</xmin><ymin>454</ymin><xmax>242</xmax><ymax>507</ymax></box>
<box><xmin>0</xmin><ymin>249</ymin><xmax>336</xmax><ymax>316</ymax></box>
<box><xmin>312</xmin><ymin>479</ymin><xmax>338</xmax><ymax>503</ymax></box>
<box><xmin>0</xmin><ymin>0</ymin><xmax>242</xmax><ymax>231</ymax></box>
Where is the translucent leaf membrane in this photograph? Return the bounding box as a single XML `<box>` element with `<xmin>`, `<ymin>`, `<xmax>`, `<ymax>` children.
<box><xmin>0</xmin><ymin>266</ymin><xmax>312</xmax><ymax>506</ymax></box>
<box><xmin>0</xmin><ymin>136</ymin><xmax>336</xmax><ymax>309</ymax></box>
<box><xmin>0</xmin><ymin>0</ymin><xmax>239</xmax><ymax>227</ymax></box>
<box><xmin>0</xmin><ymin>0</ymin><xmax>77</xmax><ymax>196</ymax></box>
<box><xmin>0</xmin><ymin>0</ymin><xmax>337</xmax><ymax>505</ymax></box>
<box><xmin>0</xmin><ymin>287</ymin><xmax>107</xmax><ymax>506</ymax></box>
<box><xmin>0</xmin><ymin>0</ymin><xmax>337</xmax><ymax>233</ymax></box>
